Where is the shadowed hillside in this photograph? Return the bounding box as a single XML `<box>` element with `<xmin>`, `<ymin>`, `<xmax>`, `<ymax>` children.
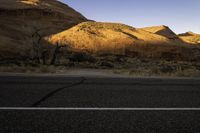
<box><xmin>140</xmin><ymin>25</ymin><xmax>185</xmax><ymax>44</ymax></box>
<box><xmin>141</xmin><ymin>25</ymin><xmax>177</xmax><ymax>38</ymax></box>
<box><xmin>0</xmin><ymin>0</ymin><xmax>87</xmax><ymax>60</ymax></box>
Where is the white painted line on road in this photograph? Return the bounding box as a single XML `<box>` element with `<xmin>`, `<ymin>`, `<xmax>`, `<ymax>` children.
<box><xmin>1</xmin><ymin>107</ymin><xmax>200</xmax><ymax>111</ymax></box>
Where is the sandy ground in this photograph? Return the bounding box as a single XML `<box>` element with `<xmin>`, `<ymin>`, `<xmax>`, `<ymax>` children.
<box><xmin>0</xmin><ymin>69</ymin><xmax>127</xmax><ymax>78</ymax></box>
<box><xmin>0</xmin><ymin>69</ymin><xmax>199</xmax><ymax>79</ymax></box>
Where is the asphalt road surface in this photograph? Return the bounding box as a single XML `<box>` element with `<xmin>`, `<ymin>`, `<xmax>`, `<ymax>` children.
<box><xmin>0</xmin><ymin>75</ymin><xmax>200</xmax><ymax>133</ymax></box>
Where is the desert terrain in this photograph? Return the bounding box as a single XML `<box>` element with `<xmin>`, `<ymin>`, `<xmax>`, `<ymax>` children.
<box><xmin>0</xmin><ymin>0</ymin><xmax>200</xmax><ymax>77</ymax></box>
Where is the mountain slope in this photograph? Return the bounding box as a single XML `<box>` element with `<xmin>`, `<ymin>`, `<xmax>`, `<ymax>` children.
<box><xmin>46</xmin><ymin>22</ymin><xmax>170</xmax><ymax>50</ymax></box>
<box><xmin>0</xmin><ymin>0</ymin><xmax>86</xmax><ymax>18</ymax></box>
<box><xmin>179</xmin><ymin>32</ymin><xmax>200</xmax><ymax>45</ymax></box>
<box><xmin>0</xmin><ymin>0</ymin><xmax>87</xmax><ymax>59</ymax></box>
<box><xmin>140</xmin><ymin>25</ymin><xmax>177</xmax><ymax>39</ymax></box>
<box><xmin>46</xmin><ymin>22</ymin><xmax>195</xmax><ymax>59</ymax></box>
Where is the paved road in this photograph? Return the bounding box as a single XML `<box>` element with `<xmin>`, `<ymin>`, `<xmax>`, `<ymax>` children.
<box><xmin>0</xmin><ymin>75</ymin><xmax>200</xmax><ymax>132</ymax></box>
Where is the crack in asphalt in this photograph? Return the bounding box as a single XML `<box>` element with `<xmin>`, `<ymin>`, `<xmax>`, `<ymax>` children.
<box><xmin>31</xmin><ymin>77</ymin><xmax>86</xmax><ymax>107</ymax></box>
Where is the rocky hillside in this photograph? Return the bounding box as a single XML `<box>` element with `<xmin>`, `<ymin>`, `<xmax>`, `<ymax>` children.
<box><xmin>0</xmin><ymin>0</ymin><xmax>87</xmax><ymax>59</ymax></box>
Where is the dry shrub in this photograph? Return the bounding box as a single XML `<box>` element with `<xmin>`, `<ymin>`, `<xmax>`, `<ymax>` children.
<box><xmin>69</xmin><ymin>52</ymin><xmax>96</xmax><ymax>62</ymax></box>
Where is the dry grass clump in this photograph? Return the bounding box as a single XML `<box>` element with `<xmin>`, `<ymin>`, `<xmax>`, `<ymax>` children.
<box><xmin>0</xmin><ymin>56</ymin><xmax>200</xmax><ymax>77</ymax></box>
<box><xmin>113</xmin><ymin>59</ymin><xmax>200</xmax><ymax>77</ymax></box>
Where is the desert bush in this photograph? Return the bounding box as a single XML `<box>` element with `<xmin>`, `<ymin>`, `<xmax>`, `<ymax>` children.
<box><xmin>69</xmin><ymin>52</ymin><xmax>96</xmax><ymax>62</ymax></box>
<box><xmin>100</xmin><ymin>61</ymin><xmax>114</xmax><ymax>68</ymax></box>
<box><xmin>160</xmin><ymin>65</ymin><xmax>175</xmax><ymax>73</ymax></box>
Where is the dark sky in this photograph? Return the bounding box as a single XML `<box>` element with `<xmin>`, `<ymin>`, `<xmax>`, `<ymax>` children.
<box><xmin>60</xmin><ymin>0</ymin><xmax>200</xmax><ymax>33</ymax></box>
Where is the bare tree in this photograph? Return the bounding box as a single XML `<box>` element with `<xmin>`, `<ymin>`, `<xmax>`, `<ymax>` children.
<box><xmin>32</xmin><ymin>28</ymin><xmax>42</xmax><ymax>64</ymax></box>
<box><xmin>41</xmin><ymin>50</ymin><xmax>48</xmax><ymax>65</ymax></box>
<box><xmin>31</xmin><ymin>27</ymin><xmax>50</xmax><ymax>65</ymax></box>
<box><xmin>50</xmin><ymin>43</ymin><xmax>67</xmax><ymax>65</ymax></box>
<box><xmin>31</xmin><ymin>27</ymin><xmax>68</xmax><ymax>65</ymax></box>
